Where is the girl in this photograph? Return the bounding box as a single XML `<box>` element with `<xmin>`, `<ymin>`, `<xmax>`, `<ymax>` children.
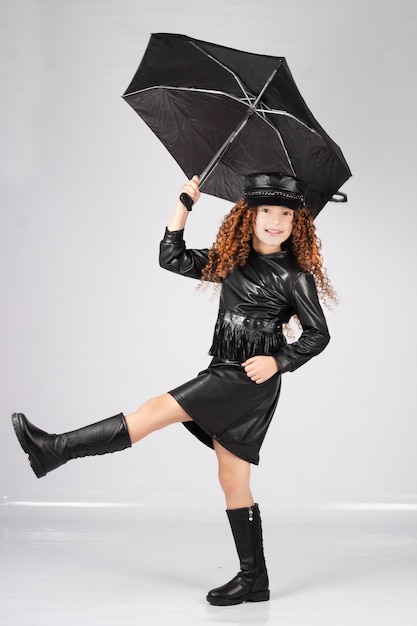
<box><xmin>11</xmin><ymin>172</ymin><xmax>335</xmax><ymax>606</ymax></box>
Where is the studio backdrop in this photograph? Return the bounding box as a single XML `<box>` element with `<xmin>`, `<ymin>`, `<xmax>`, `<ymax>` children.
<box><xmin>1</xmin><ymin>0</ymin><xmax>416</xmax><ymax>519</ymax></box>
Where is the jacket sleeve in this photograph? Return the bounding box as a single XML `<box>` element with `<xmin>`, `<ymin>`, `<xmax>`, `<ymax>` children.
<box><xmin>272</xmin><ymin>272</ymin><xmax>330</xmax><ymax>373</ymax></box>
<box><xmin>159</xmin><ymin>228</ymin><xmax>209</xmax><ymax>280</ymax></box>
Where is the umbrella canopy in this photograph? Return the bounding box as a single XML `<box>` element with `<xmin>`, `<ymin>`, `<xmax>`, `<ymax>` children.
<box><xmin>123</xmin><ymin>33</ymin><xmax>351</xmax><ymax>218</ymax></box>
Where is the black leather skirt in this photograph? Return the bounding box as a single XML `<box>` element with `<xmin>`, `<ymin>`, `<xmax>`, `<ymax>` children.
<box><xmin>169</xmin><ymin>358</ymin><xmax>281</xmax><ymax>465</ymax></box>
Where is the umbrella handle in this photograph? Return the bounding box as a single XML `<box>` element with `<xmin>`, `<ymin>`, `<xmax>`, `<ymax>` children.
<box><xmin>179</xmin><ymin>192</ymin><xmax>194</xmax><ymax>211</ymax></box>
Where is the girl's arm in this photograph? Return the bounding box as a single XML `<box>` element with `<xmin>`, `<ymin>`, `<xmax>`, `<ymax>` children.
<box><xmin>272</xmin><ymin>272</ymin><xmax>331</xmax><ymax>373</ymax></box>
<box><xmin>159</xmin><ymin>176</ymin><xmax>209</xmax><ymax>280</ymax></box>
<box><xmin>243</xmin><ymin>273</ymin><xmax>330</xmax><ymax>383</ymax></box>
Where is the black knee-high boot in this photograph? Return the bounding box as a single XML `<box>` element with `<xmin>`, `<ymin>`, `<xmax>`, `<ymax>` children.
<box><xmin>207</xmin><ymin>503</ymin><xmax>270</xmax><ymax>606</ymax></box>
<box><xmin>11</xmin><ymin>412</ymin><xmax>132</xmax><ymax>478</ymax></box>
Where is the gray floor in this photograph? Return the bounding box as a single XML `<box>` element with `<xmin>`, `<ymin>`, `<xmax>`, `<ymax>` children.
<box><xmin>1</xmin><ymin>505</ymin><xmax>416</xmax><ymax>626</ymax></box>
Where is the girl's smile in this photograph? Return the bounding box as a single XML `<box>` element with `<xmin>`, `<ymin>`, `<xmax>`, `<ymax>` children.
<box><xmin>252</xmin><ymin>205</ymin><xmax>294</xmax><ymax>253</ymax></box>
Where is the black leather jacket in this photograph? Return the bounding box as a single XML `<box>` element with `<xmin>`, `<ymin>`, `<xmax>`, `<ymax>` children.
<box><xmin>159</xmin><ymin>228</ymin><xmax>330</xmax><ymax>374</ymax></box>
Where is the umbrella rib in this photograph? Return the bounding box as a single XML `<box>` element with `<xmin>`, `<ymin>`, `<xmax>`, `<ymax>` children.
<box><xmin>189</xmin><ymin>41</ymin><xmax>253</xmax><ymax>105</ymax></box>
<box><xmin>256</xmin><ymin>107</ymin><xmax>321</xmax><ymax>135</ymax></box>
<box><xmin>124</xmin><ymin>86</ymin><xmax>320</xmax><ymax>135</ymax></box>
<box><xmin>123</xmin><ymin>85</ymin><xmax>252</xmax><ymax>108</ymax></box>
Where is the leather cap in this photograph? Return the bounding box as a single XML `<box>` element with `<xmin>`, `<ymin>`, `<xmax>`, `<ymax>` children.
<box><xmin>243</xmin><ymin>172</ymin><xmax>307</xmax><ymax>209</ymax></box>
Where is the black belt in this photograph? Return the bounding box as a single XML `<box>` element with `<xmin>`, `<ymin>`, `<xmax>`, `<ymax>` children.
<box><xmin>222</xmin><ymin>311</ymin><xmax>282</xmax><ymax>334</ymax></box>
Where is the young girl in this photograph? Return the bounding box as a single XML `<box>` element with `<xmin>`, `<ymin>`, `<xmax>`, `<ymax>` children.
<box><xmin>12</xmin><ymin>172</ymin><xmax>335</xmax><ymax>606</ymax></box>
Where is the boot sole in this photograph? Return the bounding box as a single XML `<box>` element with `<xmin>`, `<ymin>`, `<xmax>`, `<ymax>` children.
<box><xmin>11</xmin><ymin>413</ymin><xmax>46</xmax><ymax>478</ymax></box>
<box><xmin>206</xmin><ymin>589</ymin><xmax>270</xmax><ymax>606</ymax></box>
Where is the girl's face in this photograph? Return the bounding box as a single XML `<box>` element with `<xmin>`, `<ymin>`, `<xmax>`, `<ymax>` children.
<box><xmin>252</xmin><ymin>205</ymin><xmax>294</xmax><ymax>254</ymax></box>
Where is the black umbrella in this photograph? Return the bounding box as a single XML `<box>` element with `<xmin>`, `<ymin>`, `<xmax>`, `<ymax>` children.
<box><xmin>123</xmin><ymin>33</ymin><xmax>351</xmax><ymax>218</ymax></box>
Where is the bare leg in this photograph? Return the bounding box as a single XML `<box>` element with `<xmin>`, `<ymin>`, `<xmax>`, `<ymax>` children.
<box><xmin>213</xmin><ymin>440</ymin><xmax>254</xmax><ymax>509</ymax></box>
<box><xmin>124</xmin><ymin>393</ymin><xmax>192</xmax><ymax>444</ymax></box>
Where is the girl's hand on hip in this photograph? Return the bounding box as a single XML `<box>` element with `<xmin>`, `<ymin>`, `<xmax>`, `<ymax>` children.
<box><xmin>241</xmin><ymin>356</ymin><xmax>279</xmax><ymax>384</ymax></box>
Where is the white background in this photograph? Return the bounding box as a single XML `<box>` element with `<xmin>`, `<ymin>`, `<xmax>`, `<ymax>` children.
<box><xmin>1</xmin><ymin>0</ymin><xmax>416</xmax><ymax>519</ymax></box>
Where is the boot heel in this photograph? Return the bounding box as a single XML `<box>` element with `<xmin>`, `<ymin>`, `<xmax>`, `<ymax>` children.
<box><xmin>247</xmin><ymin>589</ymin><xmax>270</xmax><ymax>602</ymax></box>
<box><xmin>28</xmin><ymin>458</ymin><xmax>46</xmax><ymax>479</ymax></box>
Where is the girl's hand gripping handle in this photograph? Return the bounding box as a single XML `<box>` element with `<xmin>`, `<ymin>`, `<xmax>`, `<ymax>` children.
<box><xmin>179</xmin><ymin>175</ymin><xmax>200</xmax><ymax>211</ymax></box>
<box><xmin>180</xmin><ymin>192</ymin><xmax>194</xmax><ymax>211</ymax></box>
<box><xmin>167</xmin><ymin>176</ymin><xmax>201</xmax><ymax>232</ymax></box>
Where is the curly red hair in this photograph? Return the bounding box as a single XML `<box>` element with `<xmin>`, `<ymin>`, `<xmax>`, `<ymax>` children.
<box><xmin>201</xmin><ymin>200</ymin><xmax>338</xmax><ymax>308</ymax></box>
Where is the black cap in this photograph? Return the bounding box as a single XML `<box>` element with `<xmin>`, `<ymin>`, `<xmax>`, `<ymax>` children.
<box><xmin>243</xmin><ymin>172</ymin><xmax>307</xmax><ymax>210</ymax></box>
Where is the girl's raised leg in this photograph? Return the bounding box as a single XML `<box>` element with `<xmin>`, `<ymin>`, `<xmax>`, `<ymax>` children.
<box><xmin>11</xmin><ymin>393</ymin><xmax>191</xmax><ymax>478</ymax></box>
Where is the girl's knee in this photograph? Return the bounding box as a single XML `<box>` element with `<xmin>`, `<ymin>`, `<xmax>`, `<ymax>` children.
<box><xmin>218</xmin><ymin>463</ymin><xmax>249</xmax><ymax>496</ymax></box>
<box><xmin>133</xmin><ymin>394</ymin><xmax>190</xmax><ymax>429</ymax></box>
<box><xmin>139</xmin><ymin>396</ymin><xmax>160</xmax><ymax>414</ymax></box>
<box><xmin>131</xmin><ymin>396</ymin><xmax>157</xmax><ymax>420</ymax></box>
